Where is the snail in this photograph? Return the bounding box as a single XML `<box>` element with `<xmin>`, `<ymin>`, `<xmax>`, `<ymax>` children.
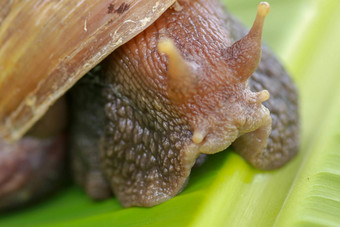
<box><xmin>0</xmin><ymin>0</ymin><xmax>299</xmax><ymax>209</ymax></box>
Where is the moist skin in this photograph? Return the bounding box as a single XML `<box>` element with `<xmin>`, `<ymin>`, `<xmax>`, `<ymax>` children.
<box><xmin>70</xmin><ymin>0</ymin><xmax>298</xmax><ymax>207</ymax></box>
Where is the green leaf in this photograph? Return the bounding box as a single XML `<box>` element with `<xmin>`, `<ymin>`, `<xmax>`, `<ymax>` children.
<box><xmin>1</xmin><ymin>0</ymin><xmax>340</xmax><ymax>226</ymax></box>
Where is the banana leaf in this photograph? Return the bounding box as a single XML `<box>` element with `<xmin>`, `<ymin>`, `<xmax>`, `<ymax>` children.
<box><xmin>1</xmin><ymin>0</ymin><xmax>340</xmax><ymax>226</ymax></box>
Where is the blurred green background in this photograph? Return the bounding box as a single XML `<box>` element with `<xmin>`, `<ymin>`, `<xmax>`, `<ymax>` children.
<box><xmin>1</xmin><ymin>0</ymin><xmax>340</xmax><ymax>226</ymax></box>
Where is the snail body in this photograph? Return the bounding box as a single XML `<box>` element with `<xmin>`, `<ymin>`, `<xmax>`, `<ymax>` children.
<box><xmin>0</xmin><ymin>0</ymin><xmax>299</xmax><ymax>209</ymax></box>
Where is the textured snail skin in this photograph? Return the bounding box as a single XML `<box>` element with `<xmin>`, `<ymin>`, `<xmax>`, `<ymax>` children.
<box><xmin>70</xmin><ymin>0</ymin><xmax>298</xmax><ymax>207</ymax></box>
<box><xmin>226</xmin><ymin>15</ymin><xmax>299</xmax><ymax>170</ymax></box>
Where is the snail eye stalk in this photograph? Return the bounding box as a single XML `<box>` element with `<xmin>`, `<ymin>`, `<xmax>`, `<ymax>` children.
<box><xmin>224</xmin><ymin>2</ymin><xmax>270</xmax><ymax>82</ymax></box>
<box><xmin>158</xmin><ymin>38</ymin><xmax>197</xmax><ymax>103</ymax></box>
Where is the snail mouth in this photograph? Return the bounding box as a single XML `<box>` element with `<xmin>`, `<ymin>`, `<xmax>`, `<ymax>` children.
<box><xmin>197</xmin><ymin>133</ymin><xmax>238</xmax><ymax>155</ymax></box>
<box><xmin>185</xmin><ymin>128</ymin><xmax>239</xmax><ymax>162</ymax></box>
<box><xmin>181</xmin><ymin>132</ymin><xmax>238</xmax><ymax>175</ymax></box>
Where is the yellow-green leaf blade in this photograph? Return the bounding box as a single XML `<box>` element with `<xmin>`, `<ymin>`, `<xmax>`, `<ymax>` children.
<box><xmin>274</xmin><ymin>0</ymin><xmax>340</xmax><ymax>225</ymax></box>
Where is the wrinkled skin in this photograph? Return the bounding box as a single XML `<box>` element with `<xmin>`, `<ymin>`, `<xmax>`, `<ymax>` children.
<box><xmin>0</xmin><ymin>0</ymin><xmax>299</xmax><ymax>209</ymax></box>
<box><xmin>226</xmin><ymin>15</ymin><xmax>299</xmax><ymax>170</ymax></box>
<box><xmin>70</xmin><ymin>0</ymin><xmax>298</xmax><ymax>207</ymax></box>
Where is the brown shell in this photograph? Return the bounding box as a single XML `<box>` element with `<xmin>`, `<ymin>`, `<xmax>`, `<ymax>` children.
<box><xmin>0</xmin><ymin>0</ymin><xmax>176</xmax><ymax>142</ymax></box>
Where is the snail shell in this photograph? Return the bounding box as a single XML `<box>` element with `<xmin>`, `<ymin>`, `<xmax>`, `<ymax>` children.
<box><xmin>0</xmin><ymin>0</ymin><xmax>177</xmax><ymax>142</ymax></box>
